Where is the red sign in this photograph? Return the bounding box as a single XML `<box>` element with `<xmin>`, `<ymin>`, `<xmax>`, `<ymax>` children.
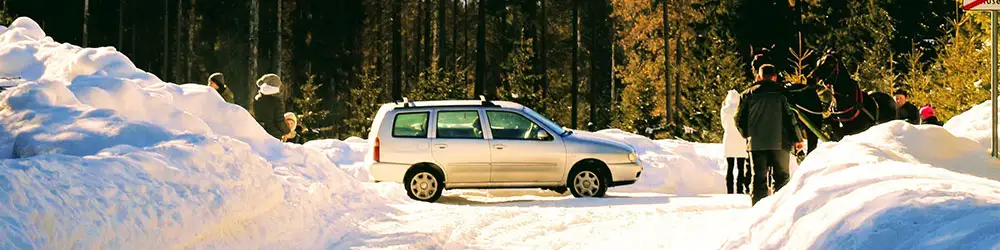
<box><xmin>964</xmin><ymin>0</ymin><xmax>1000</xmax><ymax>10</ymax></box>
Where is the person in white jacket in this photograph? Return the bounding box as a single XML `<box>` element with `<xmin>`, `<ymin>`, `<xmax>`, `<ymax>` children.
<box><xmin>721</xmin><ymin>90</ymin><xmax>750</xmax><ymax>194</ymax></box>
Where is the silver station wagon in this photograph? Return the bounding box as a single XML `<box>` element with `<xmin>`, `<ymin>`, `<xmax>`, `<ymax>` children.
<box><xmin>368</xmin><ymin>98</ymin><xmax>642</xmax><ymax>202</ymax></box>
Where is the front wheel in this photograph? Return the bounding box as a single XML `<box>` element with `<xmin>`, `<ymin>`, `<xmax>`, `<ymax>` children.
<box><xmin>568</xmin><ymin>166</ymin><xmax>608</xmax><ymax>198</ymax></box>
<box><xmin>404</xmin><ymin>168</ymin><xmax>444</xmax><ymax>202</ymax></box>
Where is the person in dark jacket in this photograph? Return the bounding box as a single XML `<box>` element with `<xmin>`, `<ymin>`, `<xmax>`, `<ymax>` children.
<box><xmin>207</xmin><ymin>72</ymin><xmax>235</xmax><ymax>103</ymax></box>
<box><xmin>893</xmin><ymin>89</ymin><xmax>919</xmax><ymax>124</ymax></box>
<box><xmin>919</xmin><ymin>105</ymin><xmax>943</xmax><ymax>126</ymax></box>
<box><xmin>252</xmin><ymin>74</ymin><xmax>290</xmax><ymax>140</ymax></box>
<box><xmin>736</xmin><ymin>64</ymin><xmax>803</xmax><ymax>205</ymax></box>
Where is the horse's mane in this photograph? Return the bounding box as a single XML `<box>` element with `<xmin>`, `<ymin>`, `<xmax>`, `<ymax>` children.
<box><xmin>814</xmin><ymin>51</ymin><xmax>858</xmax><ymax>91</ymax></box>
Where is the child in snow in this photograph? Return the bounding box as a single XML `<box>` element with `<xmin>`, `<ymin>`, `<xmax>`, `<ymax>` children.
<box><xmin>721</xmin><ymin>90</ymin><xmax>750</xmax><ymax>194</ymax></box>
<box><xmin>920</xmin><ymin>105</ymin><xmax>943</xmax><ymax>126</ymax></box>
<box><xmin>282</xmin><ymin>112</ymin><xmax>299</xmax><ymax>142</ymax></box>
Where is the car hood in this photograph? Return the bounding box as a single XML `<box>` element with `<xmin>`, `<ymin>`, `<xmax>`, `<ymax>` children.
<box><xmin>563</xmin><ymin>130</ymin><xmax>634</xmax><ymax>152</ymax></box>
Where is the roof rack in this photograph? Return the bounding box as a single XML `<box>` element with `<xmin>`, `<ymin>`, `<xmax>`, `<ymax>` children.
<box><xmin>480</xmin><ymin>95</ymin><xmax>498</xmax><ymax>107</ymax></box>
<box><xmin>394</xmin><ymin>97</ymin><xmax>416</xmax><ymax>108</ymax></box>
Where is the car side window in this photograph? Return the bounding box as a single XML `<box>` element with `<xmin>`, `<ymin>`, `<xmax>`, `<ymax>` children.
<box><xmin>392</xmin><ymin>112</ymin><xmax>429</xmax><ymax>138</ymax></box>
<box><xmin>486</xmin><ymin>111</ymin><xmax>547</xmax><ymax>140</ymax></box>
<box><xmin>436</xmin><ymin>110</ymin><xmax>484</xmax><ymax>139</ymax></box>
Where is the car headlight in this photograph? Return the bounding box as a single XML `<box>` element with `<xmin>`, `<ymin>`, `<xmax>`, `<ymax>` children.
<box><xmin>628</xmin><ymin>152</ymin><xmax>639</xmax><ymax>163</ymax></box>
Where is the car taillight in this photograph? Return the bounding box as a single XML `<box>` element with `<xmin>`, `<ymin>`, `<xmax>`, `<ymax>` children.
<box><xmin>373</xmin><ymin>137</ymin><xmax>381</xmax><ymax>162</ymax></box>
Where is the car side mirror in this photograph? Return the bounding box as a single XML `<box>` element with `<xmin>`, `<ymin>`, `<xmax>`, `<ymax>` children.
<box><xmin>537</xmin><ymin>130</ymin><xmax>551</xmax><ymax>140</ymax></box>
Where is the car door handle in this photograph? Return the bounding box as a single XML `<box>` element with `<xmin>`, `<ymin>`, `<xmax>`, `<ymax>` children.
<box><xmin>435</xmin><ymin>143</ymin><xmax>448</xmax><ymax>149</ymax></box>
<box><xmin>494</xmin><ymin>144</ymin><xmax>505</xmax><ymax>150</ymax></box>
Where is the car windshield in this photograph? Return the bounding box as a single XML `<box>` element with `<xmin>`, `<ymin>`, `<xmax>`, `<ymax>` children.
<box><xmin>522</xmin><ymin>107</ymin><xmax>566</xmax><ymax>136</ymax></box>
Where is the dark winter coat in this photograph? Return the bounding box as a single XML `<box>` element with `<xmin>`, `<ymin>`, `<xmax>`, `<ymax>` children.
<box><xmin>897</xmin><ymin>102</ymin><xmax>919</xmax><ymax>124</ymax></box>
<box><xmin>253</xmin><ymin>94</ymin><xmax>290</xmax><ymax>139</ymax></box>
<box><xmin>921</xmin><ymin>116</ymin><xmax>943</xmax><ymax>126</ymax></box>
<box><xmin>736</xmin><ymin>80</ymin><xmax>802</xmax><ymax>151</ymax></box>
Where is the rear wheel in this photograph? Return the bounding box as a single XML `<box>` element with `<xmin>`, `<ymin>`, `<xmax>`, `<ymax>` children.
<box><xmin>568</xmin><ymin>166</ymin><xmax>608</xmax><ymax>198</ymax></box>
<box><xmin>404</xmin><ymin>167</ymin><xmax>444</xmax><ymax>202</ymax></box>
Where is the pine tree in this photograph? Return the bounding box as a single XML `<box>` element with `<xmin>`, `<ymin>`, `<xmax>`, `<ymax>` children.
<box><xmin>618</xmin><ymin>80</ymin><xmax>662</xmax><ymax>138</ymax></box>
<box><xmin>907</xmin><ymin>11</ymin><xmax>993</xmax><ymax>121</ymax></box>
<box><xmin>294</xmin><ymin>74</ymin><xmax>331</xmax><ymax>139</ymax></box>
<box><xmin>499</xmin><ymin>35</ymin><xmax>543</xmax><ymax>109</ymax></box>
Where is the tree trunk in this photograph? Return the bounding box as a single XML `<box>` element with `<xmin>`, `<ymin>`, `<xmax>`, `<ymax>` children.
<box><xmin>163</xmin><ymin>0</ymin><xmax>169</xmax><ymax>79</ymax></box>
<box><xmin>250</xmin><ymin>0</ymin><xmax>260</xmax><ymax>107</ymax></box>
<box><xmin>176</xmin><ymin>0</ymin><xmax>183</xmax><ymax>81</ymax></box>
<box><xmin>475</xmin><ymin>0</ymin><xmax>486</xmax><ymax>97</ymax></box>
<box><xmin>83</xmin><ymin>0</ymin><xmax>89</xmax><ymax>47</ymax></box>
<box><xmin>674</xmin><ymin>35</ymin><xmax>681</xmax><ymax>120</ymax></box>
<box><xmin>540</xmin><ymin>0</ymin><xmax>548</xmax><ymax>98</ymax></box>
<box><xmin>188</xmin><ymin>0</ymin><xmax>196</xmax><ymax>82</ymax></box>
<box><xmin>452</xmin><ymin>0</ymin><xmax>458</xmax><ymax>78</ymax></box>
<box><xmin>424</xmin><ymin>0</ymin><xmax>433</xmax><ymax>73</ymax></box>
<box><xmin>663</xmin><ymin>0</ymin><xmax>672</xmax><ymax>124</ymax></box>
<box><xmin>393</xmin><ymin>0</ymin><xmax>402</xmax><ymax>101</ymax></box>
<box><xmin>415</xmin><ymin>0</ymin><xmax>423</xmax><ymax>81</ymax></box>
<box><xmin>571</xmin><ymin>0</ymin><xmax>579</xmax><ymax>129</ymax></box>
<box><xmin>118</xmin><ymin>0</ymin><xmax>123</xmax><ymax>49</ymax></box>
<box><xmin>438</xmin><ymin>0</ymin><xmax>446</xmax><ymax>79</ymax></box>
<box><xmin>277</xmin><ymin>0</ymin><xmax>282</xmax><ymax>78</ymax></box>
<box><xmin>588</xmin><ymin>0</ymin><xmax>612</xmax><ymax>131</ymax></box>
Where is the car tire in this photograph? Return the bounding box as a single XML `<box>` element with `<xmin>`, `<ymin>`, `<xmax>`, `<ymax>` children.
<box><xmin>568</xmin><ymin>166</ymin><xmax>608</xmax><ymax>198</ymax></box>
<box><xmin>404</xmin><ymin>167</ymin><xmax>444</xmax><ymax>202</ymax></box>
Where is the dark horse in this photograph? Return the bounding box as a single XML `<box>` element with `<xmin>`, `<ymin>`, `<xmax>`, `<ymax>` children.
<box><xmin>749</xmin><ymin>49</ymin><xmax>896</xmax><ymax>153</ymax></box>
<box><xmin>808</xmin><ymin>51</ymin><xmax>897</xmax><ymax>141</ymax></box>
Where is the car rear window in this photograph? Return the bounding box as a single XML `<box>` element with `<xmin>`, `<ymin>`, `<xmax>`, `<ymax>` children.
<box><xmin>392</xmin><ymin>112</ymin><xmax>429</xmax><ymax>138</ymax></box>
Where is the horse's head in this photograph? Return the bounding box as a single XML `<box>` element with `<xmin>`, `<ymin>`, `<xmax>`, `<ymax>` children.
<box><xmin>809</xmin><ymin>50</ymin><xmax>865</xmax><ymax>117</ymax></box>
<box><xmin>750</xmin><ymin>44</ymin><xmax>779</xmax><ymax>80</ymax></box>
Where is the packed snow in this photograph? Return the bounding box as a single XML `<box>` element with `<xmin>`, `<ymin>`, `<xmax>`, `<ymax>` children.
<box><xmin>722</xmin><ymin>118</ymin><xmax>1000</xmax><ymax>249</ymax></box>
<box><xmin>0</xmin><ymin>17</ymin><xmax>394</xmax><ymax>249</ymax></box>
<box><xmin>4</xmin><ymin>15</ymin><xmax>1000</xmax><ymax>249</ymax></box>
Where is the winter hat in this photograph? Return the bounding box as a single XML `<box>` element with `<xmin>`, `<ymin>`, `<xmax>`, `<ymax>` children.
<box><xmin>208</xmin><ymin>72</ymin><xmax>225</xmax><ymax>86</ymax></box>
<box><xmin>284</xmin><ymin>112</ymin><xmax>298</xmax><ymax>129</ymax></box>
<box><xmin>257</xmin><ymin>74</ymin><xmax>281</xmax><ymax>96</ymax></box>
<box><xmin>208</xmin><ymin>72</ymin><xmax>226</xmax><ymax>92</ymax></box>
<box><xmin>919</xmin><ymin>105</ymin><xmax>936</xmax><ymax>120</ymax></box>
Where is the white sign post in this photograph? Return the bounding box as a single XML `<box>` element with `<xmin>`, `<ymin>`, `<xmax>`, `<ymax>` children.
<box><xmin>964</xmin><ymin>0</ymin><xmax>1000</xmax><ymax>158</ymax></box>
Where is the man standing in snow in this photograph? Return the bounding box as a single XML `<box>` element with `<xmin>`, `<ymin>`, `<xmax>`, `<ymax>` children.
<box><xmin>894</xmin><ymin>89</ymin><xmax>919</xmax><ymax>125</ymax></box>
<box><xmin>722</xmin><ymin>90</ymin><xmax>750</xmax><ymax>194</ymax></box>
<box><xmin>252</xmin><ymin>74</ymin><xmax>291</xmax><ymax>140</ymax></box>
<box><xmin>736</xmin><ymin>64</ymin><xmax>802</xmax><ymax>205</ymax></box>
<box><xmin>207</xmin><ymin>72</ymin><xmax>235</xmax><ymax>104</ymax></box>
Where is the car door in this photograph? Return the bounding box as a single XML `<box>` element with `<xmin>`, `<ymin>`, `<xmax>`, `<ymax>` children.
<box><xmin>430</xmin><ymin>109</ymin><xmax>492</xmax><ymax>183</ymax></box>
<box><xmin>485</xmin><ymin>110</ymin><xmax>566</xmax><ymax>183</ymax></box>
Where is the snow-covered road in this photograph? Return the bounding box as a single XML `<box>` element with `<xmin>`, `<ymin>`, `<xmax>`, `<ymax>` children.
<box><xmin>341</xmin><ymin>186</ymin><xmax>751</xmax><ymax>249</ymax></box>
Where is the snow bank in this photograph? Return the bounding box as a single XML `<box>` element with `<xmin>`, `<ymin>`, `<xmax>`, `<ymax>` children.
<box><xmin>722</xmin><ymin>120</ymin><xmax>1000</xmax><ymax>249</ymax></box>
<box><xmin>596</xmin><ymin>130</ymin><xmax>727</xmax><ymax>194</ymax></box>
<box><xmin>303</xmin><ymin>137</ymin><xmax>371</xmax><ymax>181</ymax></box>
<box><xmin>596</xmin><ymin>129</ymin><xmax>797</xmax><ymax>195</ymax></box>
<box><xmin>0</xmin><ymin>17</ymin><xmax>392</xmax><ymax>248</ymax></box>
<box><xmin>945</xmin><ymin>97</ymin><xmax>1000</xmax><ymax>150</ymax></box>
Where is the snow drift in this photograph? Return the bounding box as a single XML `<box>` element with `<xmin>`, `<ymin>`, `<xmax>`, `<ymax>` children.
<box><xmin>302</xmin><ymin>137</ymin><xmax>371</xmax><ymax>181</ymax></box>
<box><xmin>723</xmin><ymin>116</ymin><xmax>1000</xmax><ymax>248</ymax></box>
<box><xmin>0</xmin><ymin>17</ymin><xmax>392</xmax><ymax>249</ymax></box>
